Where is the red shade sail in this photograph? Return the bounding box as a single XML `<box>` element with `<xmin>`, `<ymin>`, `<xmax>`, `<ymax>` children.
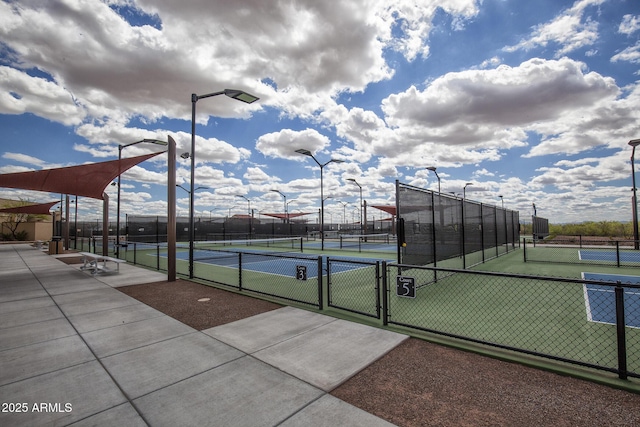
<box><xmin>0</xmin><ymin>152</ymin><xmax>162</xmax><ymax>199</ymax></box>
<box><xmin>370</xmin><ymin>205</ymin><xmax>396</xmax><ymax>216</ymax></box>
<box><xmin>0</xmin><ymin>201</ymin><xmax>60</xmax><ymax>215</ymax></box>
<box><xmin>260</xmin><ymin>212</ymin><xmax>311</xmax><ymax>220</ymax></box>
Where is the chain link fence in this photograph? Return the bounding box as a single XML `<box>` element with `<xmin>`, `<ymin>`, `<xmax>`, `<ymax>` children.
<box><xmin>397</xmin><ymin>181</ymin><xmax>519</xmax><ymax>268</ymax></box>
<box><xmin>115</xmin><ymin>241</ymin><xmax>323</xmax><ymax>309</ymax></box>
<box><xmin>382</xmin><ymin>262</ymin><xmax>640</xmax><ymax>380</ymax></box>
<box><xmin>327</xmin><ymin>258</ymin><xmax>381</xmax><ymax>318</ymax></box>
<box><xmin>523</xmin><ymin>238</ymin><xmax>640</xmax><ymax>267</ymax></box>
<box><xmin>81</xmin><ymin>237</ymin><xmax>640</xmax><ymax>381</ymax></box>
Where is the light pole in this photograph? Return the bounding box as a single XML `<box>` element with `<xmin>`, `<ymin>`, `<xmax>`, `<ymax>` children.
<box><xmin>271</xmin><ymin>189</ymin><xmax>287</xmax><ymax>223</ymax></box>
<box><xmin>337</xmin><ymin>201</ymin><xmax>348</xmax><ymax>229</ymax></box>
<box><xmin>499</xmin><ymin>195</ymin><xmax>504</xmax><ymax>209</ymax></box>
<box><xmin>629</xmin><ymin>139</ymin><xmax>640</xmax><ymax>249</ymax></box>
<box><xmin>115</xmin><ymin>138</ymin><xmax>167</xmax><ymax>257</ymax></box>
<box><xmin>235</xmin><ymin>195</ymin><xmax>252</xmax><ymax>238</ymax></box>
<box><xmin>189</xmin><ymin>89</ymin><xmax>259</xmax><ymax>278</ymax></box>
<box><xmin>286</xmin><ymin>199</ymin><xmax>297</xmax><ymax>221</ymax></box>
<box><xmin>426</xmin><ymin>166</ymin><xmax>440</xmax><ymax>193</ymax></box>
<box><xmin>72</xmin><ymin>196</ymin><xmax>78</xmax><ymax>249</ymax></box>
<box><xmin>347</xmin><ymin>178</ymin><xmax>363</xmax><ymax>234</ymax></box>
<box><xmin>295</xmin><ymin>149</ymin><xmax>344</xmax><ymax>250</ymax></box>
<box><xmin>177</xmin><ymin>184</ymin><xmax>208</xmax><ymax>194</ymax></box>
<box><xmin>463</xmin><ymin>182</ymin><xmax>473</xmax><ymax>200</ymax></box>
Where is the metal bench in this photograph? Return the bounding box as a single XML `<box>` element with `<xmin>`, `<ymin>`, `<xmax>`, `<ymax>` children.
<box><xmin>79</xmin><ymin>252</ymin><xmax>126</xmax><ymax>275</ymax></box>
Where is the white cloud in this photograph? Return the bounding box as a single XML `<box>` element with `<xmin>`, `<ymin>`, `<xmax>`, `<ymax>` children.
<box><xmin>0</xmin><ymin>66</ymin><xmax>85</xmax><ymax>126</ymax></box>
<box><xmin>619</xmin><ymin>14</ymin><xmax>640</xmax><ymax>35</ymax></box>
<box><xmin>611</xmin><ymin>41</ymin><xmax>640</xmax><ymax>64</ymax></box>
<box><xmin>256</xmin><ymin>128</ymin><xmax>331</xmax><ymax>159</ymax></box>
<box><xmin>502</xmin><ymin>0</ymin><xmax>605</xmax><ymax>57</ymax></box>
<box><xmin>380</xmin><ymin>57</ymin><xmax>624</xmax><ymax>160</ymax></box>
<box><xmin>2</xmin><ymin>152</ymin><xmax>49</xmax><ymax>168</ymax></box>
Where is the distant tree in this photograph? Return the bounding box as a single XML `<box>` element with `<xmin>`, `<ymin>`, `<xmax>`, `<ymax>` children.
<box><xmin>547</xmin><ymin>221</ymin><xmax>634</xmax><ymax>239</ymax></box>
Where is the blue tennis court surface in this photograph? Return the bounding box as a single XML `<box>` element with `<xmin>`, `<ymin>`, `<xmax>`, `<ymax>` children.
<box><xmin>582</xmin><ymin>272</ymin><xmax>640</xmax><ymax>328</ymax></box>
<box><xmin>168</xmin><ymin>250</ymin><xmax>389</xmax><ymax>279</ymax></box>
<box><xmin>579</xmin><ymin>249</ymin><xmax>640</xmax><ymax>262</ymax></box>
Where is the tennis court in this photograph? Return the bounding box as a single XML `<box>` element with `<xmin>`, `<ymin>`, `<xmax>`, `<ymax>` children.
<box><xmin>126</xmin><ymin>236</ymin><xmax>395</xmax><ymax>281</ymax></box>
<box><xmin>174</xmin><ymin>250</ymin><xmax>387</xmax><ymax>279</ymax></box>
<box><xmin>580</xmin><ymin>250</ymin><xmax>640</xmax><ymax>263</ymax></box>
<box><xmin>582</xmin><ymin>272</ymin><xmax>640</xmax><ymax>328</ymax></box>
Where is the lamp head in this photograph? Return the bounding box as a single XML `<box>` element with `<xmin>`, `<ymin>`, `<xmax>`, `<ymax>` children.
<box><xmin>426</xmin><ymin>166</ymin><xmax>437</xmax><ymax>172</ymax></box>
<box><xmin>223</xmin><ymin>89</ymin><xmax>259</xmax><ymax>104</ymax></box>
<box><xmin>629</xmin><ymin>139</ymin><xmax>640</xmax><ymax>147</ymax></box>
<box><xmin>295</xmin><ymin>149</ymin><xmax>313</xmax><ymax>156</ymax></box>
<box><xmin>141</xmin><ymin>138</ymin><xmax>168</xmax><ymax>146</ymax></box>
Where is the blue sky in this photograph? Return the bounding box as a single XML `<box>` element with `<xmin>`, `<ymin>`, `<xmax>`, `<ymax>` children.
<box><xmin>1</xmin><ymin>0</ymin><xmax>639</xmax><ymax>225</ymax></box>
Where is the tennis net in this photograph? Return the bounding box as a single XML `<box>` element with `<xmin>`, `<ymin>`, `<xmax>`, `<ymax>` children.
<box><xmin>339</xmin><ymin>233</ymin><xmax>393</xmax><ymax>252</ymax></box>
<box><xmin>187</xmin><ymin>236</ymin><xmax>304</xmax><ymax>255</ymax></box>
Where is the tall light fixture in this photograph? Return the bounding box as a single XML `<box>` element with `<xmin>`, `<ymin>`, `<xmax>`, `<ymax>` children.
<box><xmin>499</xmin><ymin>195</ymin><xmax>504</xmax><ymax>209</ymax></box>
<box><xmin>177</xmin><ymin>184</ymin><xmax>208</xmax><ymax>194</ymax></box>
<box><xmin>189</xmin><ymin>89</ymin><xmax>259</xmax><ymax>278</ymax></box>
<box><xmin>115</xmin><ymin>138</ymin><xmax>167</xmax><ymax>257</ymax></box>
<box><xmin>463</xmin><ymin>182</ymin><xmax>473</xmax><ymax>200</ymax></box>
<box><xmin>629</xmin><ymin>139</ymin><xmax>640</xmax><ymax>250</ymax></box>
<box><xmin>347</xmin><ymin>178</ymin><xmax>363</xmax><ymax>234</ymax></box>
<box><xmin>295</xmin><ymin>149</ymin><xmax>344</xmax><ymax>250</ymax></box>
<box><xmin>426</xmin><ymin>166</ymin><xmax>441</xmax><ymax>193</ymax></box>
<box><xmin>235</xmin><ymin>195</ymin><xmax>252</xmax><ymax>238</ymax></box>
<box><xmin>337</xmin><ymin>201</ymin><xmax>349</xmax><ymax>228</ymax></box>
<box><xmin>271</xmin><ymin>189</ymin><xmax>287</xmax><ymax>223</ymax></box>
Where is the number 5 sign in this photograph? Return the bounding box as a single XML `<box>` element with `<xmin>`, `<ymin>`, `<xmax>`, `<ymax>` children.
<box><xmin>396</xmin><ymin>276</ymin><xmax>416</xmax><ymax>298</ymax></box>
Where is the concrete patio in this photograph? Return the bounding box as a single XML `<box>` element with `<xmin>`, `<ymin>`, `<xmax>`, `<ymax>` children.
<box><xmin>0</xmin><ymin>244</ymin><xmax>407</xmax><ymax>426</ymax></box>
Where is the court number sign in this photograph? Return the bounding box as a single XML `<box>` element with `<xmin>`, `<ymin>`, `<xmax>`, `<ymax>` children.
<box><xmin>296</xmin><ymin>265</ymin><xmax>307</xmax><ymax>281</ymax></box>
<box><xmin>396</xmin><ymin>276</ymin><xmax>416</xmax><ymax>298</ymax></box>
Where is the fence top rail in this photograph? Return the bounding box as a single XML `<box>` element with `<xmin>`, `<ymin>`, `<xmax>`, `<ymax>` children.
<box><xmin>327</xmin><ymin>257</ymin><xmax>380</xmax><ymax>266</ymax></box>
<box><xmin>385</xmin><ymin>262</ymin><xmax>640</xmax><ymax>288</ymax></box>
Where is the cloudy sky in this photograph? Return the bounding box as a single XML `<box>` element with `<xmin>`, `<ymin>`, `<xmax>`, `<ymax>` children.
<box><xmin>1</xmin><ymin>0</ymin><xmax>639</xmax><ymax>226</ymax></box>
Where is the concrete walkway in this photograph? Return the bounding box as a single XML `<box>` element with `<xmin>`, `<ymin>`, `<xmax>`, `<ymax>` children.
<box><xmin>0</xmin><ymin>244</ymin><xmax>407</xmax><ymax>426</ymax></box>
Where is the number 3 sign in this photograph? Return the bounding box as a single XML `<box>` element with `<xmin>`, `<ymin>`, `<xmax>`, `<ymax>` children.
<box><xmin>296</xmin><ymin>265</ymin><xmax>307</xmax><ymax>281</ymax></box>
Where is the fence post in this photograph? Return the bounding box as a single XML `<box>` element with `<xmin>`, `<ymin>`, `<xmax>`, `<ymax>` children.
<box><xmin>615</xmin><ymin>283</ymin><xmax>628</xmax><ymax>380</ymax></box>
<box><xmin>133</xmin><ymin>242</ymin><xmax>137</xmax><ymax>265</ymax></box>
<box><xmin>480</xmin><ymin>204</ymin><xmax>485</xmax><ymax>263</ymax></box>
<box><xmin>523</xmin><ymin>238</ymin><xmax>527</xmax><ymax>262</ymax></box>
<box><xmin>156</xmin><ymin>244</ymin><xmax>160</xmax><ymax>270</ymax></box>
<box><xmin>375</xmin><ymin>261</ymin><xmax>381</xmax><ymax>318</ymax></box>
<box><xmin>616</xmin><ymin>241</ymin><xmax>621</xmax><ymax>268</ymax></box>
<box><xmin>317</xmin><ymin>256</ymin><xmax>323</xmax><ymax>310</ymax></box>
<box><xmin>381</xmin><ymin>261</ymin><xmax>388</xmax><ymax>325</ymax></box>
<box><xmin>238</xmin><ymin>253</ymin><xmax>243</xmax><ymax>291</ymax></box>
<box><xmin>326</xmin><ymin>257</ymin><xmax>332</xmax><ymax>306</ymax></box>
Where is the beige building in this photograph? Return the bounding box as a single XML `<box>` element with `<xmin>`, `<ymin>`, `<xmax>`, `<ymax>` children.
<box><xmin>0</xmin><ymin>198</ymin><xmax>57</xmax><ymax>242</ymax></box>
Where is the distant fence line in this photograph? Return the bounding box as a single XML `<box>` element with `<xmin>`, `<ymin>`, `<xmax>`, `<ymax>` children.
<box><xmin>62</xmin><ymin>215</ymin><xmax>393</xmax><ymax>243</ymax></box>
